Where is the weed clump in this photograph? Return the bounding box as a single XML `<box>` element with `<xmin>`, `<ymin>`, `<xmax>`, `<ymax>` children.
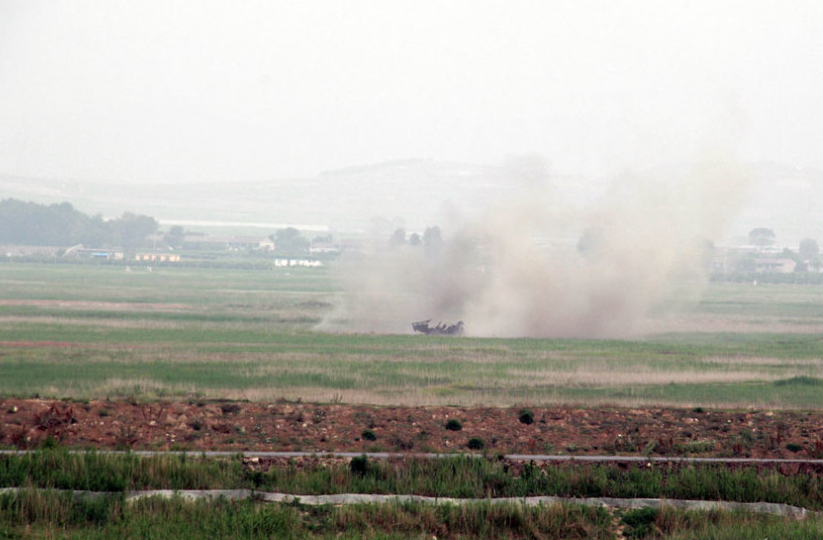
<box><xmin>621</xmin><ymin>507</ymin><xmax>659</xmax><ymax>538</ymax></box>
<box><xmin>445</xmin><ymin>419</ymin><xmax>462</xmax><ymax>431</ymax></box>
<box><xmin>360</xmin><ymin>430</ymin><xmax>376</xmax><ymax>441</ymax></box>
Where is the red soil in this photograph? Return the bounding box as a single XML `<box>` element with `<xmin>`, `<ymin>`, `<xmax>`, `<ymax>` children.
<box><xmin>1</xmin><ymin>399</ymin><xmax>821</xmax><ymax>459</ymax></box>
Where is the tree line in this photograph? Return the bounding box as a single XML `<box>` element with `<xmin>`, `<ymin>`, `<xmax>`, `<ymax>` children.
<box><xmin>0</xmin><ymin>198</ymin><xmax>158</xmax><ymax>251</ymax></box>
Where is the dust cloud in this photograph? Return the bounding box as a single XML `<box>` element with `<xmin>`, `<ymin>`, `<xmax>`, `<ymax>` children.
<box><xmin>320</xmin><ymin>154</ymin><xmax>749</xmax><ymax>338</ymax></box>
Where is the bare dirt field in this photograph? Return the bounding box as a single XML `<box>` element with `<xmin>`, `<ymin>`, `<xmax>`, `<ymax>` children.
<box><xmin>2</xmin><ymin>399</ymin><xmax>822</xmax><ymax>459</ymax></box>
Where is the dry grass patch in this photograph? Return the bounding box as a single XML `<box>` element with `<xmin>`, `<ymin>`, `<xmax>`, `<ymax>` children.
<box><xmin>509</xmin><ymin>368</ymin><xmax>790</xmax><ymax>386</ymax></box>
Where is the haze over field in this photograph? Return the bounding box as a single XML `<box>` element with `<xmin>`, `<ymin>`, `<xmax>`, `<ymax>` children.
<box><xmin>3</xmin><ymin>1</ymin><xmax>823</xmax><ymax>336</ymax></box>
<box><xmin>321</xmin><ymin>154</ymin><xmax>753</xmax><ymax>337</ymax></box>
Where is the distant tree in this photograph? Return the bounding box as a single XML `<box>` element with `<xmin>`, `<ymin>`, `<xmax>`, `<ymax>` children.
<box><xmin>164</xmin><ymin>225</ymin><xmax>186</xmax><ymax>249</ymax></box>
<box><xmin>409</xmin><ymin>232</ymin><xmax>422</xmax><ymax>246</ymax></box>
<box><xmin>0</xmin><ymin>199</ymin><xmax>150</xmax><ymax>248</ymax></box>
<box><xmin>423</xmin><ymin>226</ymin><xmax>441</xmax><ymax>247</ymax></box>
<box><xmin>112</xmin><ymin>212</ymin><xmax>159</xmax><ymax>253</ymax></box>
<box><xmin>390</xmin><ymin>228</ymin><xmax>406</xmax><ymax>247</ymax></box>
<box><xmin>698</xmin><ymin>238</ymin><xmax>716</xmax><ymax>271</ymax></box>
<box><xmin>734</xmin><ymin>252</ymin><xmax>757</xmax><ymax>273</ymax></box>
<box><xmin>799</xmin><ymin>238</ymin><xmax>819</xmax><ymax>261</ymax></box>
<box><xmin>748</xmin><ymin>228</ymin><xmax>775</xmax><ymax>247</ymax></box>
<box><xmin>799</xmin><ymin>238</ymin><xmax>821</xmax><ymax>273</ymax></box>
<box><xmin>274</xmin><ymin>227</ymin><xmax>309</xmax><ymax>255</ymax></box>
<box><xmin>781</xmin><ymin>247</ymin><xmax>798</xmax><ymax>261</ymax></box>
<box><xmin>423</xmin><ymin>226</ymin><xmax>442</xmax><ymax>255</ymax></box>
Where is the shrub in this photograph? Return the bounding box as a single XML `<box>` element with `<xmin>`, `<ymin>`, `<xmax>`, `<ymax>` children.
<box><xmin>621</xmin><ymin>507</ymin><xmax>659</xmax><ymax>538</ymax></box>
<box><xmin>350</xmin><ymin>455</ymin><xmax>370</xmax><ymax>476</ymax></box>
<box><xmin>361</xmin><ymin>429</ymin><xmax>376</xmax><ymax>441</ymax></box>
<box><xmin>445</xmin><ymin>419</ymin><xmax>462</xmax><ymax>431</ymax></box>
<box><xmin>40</xmin><ymin>435</ymin><xmax>59</xmax><ymax>449</ymax></box>
<box><xmin>518</xmin><ymin>409</ymin><xmax>534</xmax><ymax>425</ymax></box>
<box><xmin>390</xmin><ymin>436</ymin><xmax>413</xmax><ymax>451</ymax></box>
<box><xmin>467</xmin><ymin>437</ymin><xmax>485</xmax><ymax>450</ymax></box>
<box><xmin>786</xmin><ymin>442</ymin><xmax>803</xmax><ymax>453</ymax></box>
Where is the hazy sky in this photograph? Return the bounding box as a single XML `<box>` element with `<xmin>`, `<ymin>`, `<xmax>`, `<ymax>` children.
<box><xmin>1</xmin><ymin>0</ymin><xmax>822</xmax><ymax>184</ymax></box>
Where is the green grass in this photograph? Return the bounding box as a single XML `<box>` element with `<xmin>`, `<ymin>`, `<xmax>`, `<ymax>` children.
<box><xmin>0</xmin><ymin>492</ymin><xmax>618</xmax><ymax>540</ymax></box>
<box><xmin>2</xmin><ymin>262</ymin><xmax>823</xmax><ymax>407</ymax></box>
<box><xmin>2</xmin><ymin>451</ymin><xmax>823</xmax><ymax>511</ymax></box>
<box><xmin>3</xmin><ymin>451</ymin><xmax>823</xmax><ymax>539</ymax></box>
<box><xmin>3</xmin><ymin>491</ymin><xmax>822</xmax><ymax>540</ymax></box>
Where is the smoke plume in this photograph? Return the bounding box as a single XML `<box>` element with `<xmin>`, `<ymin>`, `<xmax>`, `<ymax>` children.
<box><xmin>321</xmin><ymin>154</ymin><xmax>749</xmax><ymax>338</ymax></box>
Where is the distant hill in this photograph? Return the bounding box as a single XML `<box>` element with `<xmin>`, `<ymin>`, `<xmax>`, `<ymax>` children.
<box><xmin>738</xmin><ymin>162</ymin><xmax>823</xmax><ymax>246</ymax></box>
<box><xmin>0</xmin><ymin>160</ymin><xmax>507</xmax><ymax>234</ymax></box>
<box><xmin>2</xmin><ymin>160</ymin><xmax>821</xmax><ymax>244</ymax></box>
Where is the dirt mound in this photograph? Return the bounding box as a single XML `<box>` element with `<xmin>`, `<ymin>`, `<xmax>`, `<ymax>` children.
<box><xmin>1</xmin><ymin>399</ymin><xmax>821</xmax><ymax>458</ymax></box>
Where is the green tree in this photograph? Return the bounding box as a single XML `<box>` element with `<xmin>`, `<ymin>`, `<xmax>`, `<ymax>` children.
<box><xmin>112</xmin><ymin>212</ymin><xmax>159</xmax><ymax>253</ymax></box>
<box><xmin>423</xmin><ymin>226</ymin><xmax>442</xmax><ymax>256</ymax></box>
<box><xmin>423</xmin><ymin>226</ymin><xmax>441</xmax><ymax>247</ymax></box>
<box><xmin>274</xmin><ymin>227</ymin><xmax>309</xmax><ymax>255</ymax></box>
<box><xmin>0</xmin><ymin>199</ymin><xmax>114</xmax><ymax>247</ymax></box>
<box><xmin>390</xmin><ymin>228</ymin><xmax>406</xmax><ymax>247</ymax></box>
<box><xmin>799</xmin><ymin>238</ymin><xmax>821</xmax><ymax>272</ymax></box>
<box><xmin>164</xmin><ymin>225</ymin><xmax>186</xmax><ymax>249</ymax></box>
<box><xmin>799</xmin><ymin>238</ymin><xmax>819</xmax><ymax>261</ymax></box>
<box><xmin>734</xmin><ymin>252</ymin><xmax>757</xmax><ymax>273</ymax></box>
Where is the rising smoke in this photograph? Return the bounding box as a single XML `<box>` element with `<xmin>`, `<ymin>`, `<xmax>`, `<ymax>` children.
<box><xmin>320</xmin><ymin>153</ymin><xmax>749</xmax><ymax>338</ymax></box>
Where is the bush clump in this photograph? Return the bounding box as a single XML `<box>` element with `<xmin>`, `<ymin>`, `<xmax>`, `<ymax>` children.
<box><xmin>349</xmin><ymin>455</ymin><xmax>370</xmax><ymax>476</ymax></box>
<box><xmin>361</xmin><ymin>429</ymin><xmax>376</xmax><ymax>441</ymax></box>
<box><xmin>467</xmin><ymin>437</ymin><xmax>485</xmax><ymax>450</ymax></box>
<box><xmin>445</xmin><ymin>419</ymin><xmax>462</xmax><ymax>431</ymax></box>
<box><xmin>621</xmin><ymin>507</ymin><xmax>659</xmax><ymax>538</ymax></box>
<box><xmin>518</xmin><ymin>409</ymin><xmax>535</xmax><ymax>425</ymax></box>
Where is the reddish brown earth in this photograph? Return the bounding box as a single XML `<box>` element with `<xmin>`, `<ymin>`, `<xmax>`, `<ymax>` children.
<box><xmin>1</xmin><ymin>399</ymin><xmax>822</xmax><ymax>458</ymax></box>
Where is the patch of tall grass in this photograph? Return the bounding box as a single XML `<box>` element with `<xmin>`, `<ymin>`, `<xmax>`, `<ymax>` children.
<box><xmin>2</xmin><ymin>452</ymin><xmax>822</xmax><ymax>511</ymax></box>
<box><xmin>0</xmin><ymin>491</ymin><xmax>614</xmax><ymax>540</ymax></box>
<box><xmin>2</xmin><ymin>489</ymin><xmax>823</xmax><ymax>539</ymax></box>
<box><xmin>620</xmin><ymin>505</ymin><xmax>823</xmax><ymax>540</ymax></box>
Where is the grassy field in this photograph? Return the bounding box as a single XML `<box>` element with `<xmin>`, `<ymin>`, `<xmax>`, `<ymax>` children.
<box><xmin>1</xmin><ymin>261</ymin><xmax>823</xmax><ymax>407</ymax></box>
<box><xmin>5</xmin><ymin>492</ymin><xmax>823</xmax><ymax>539</ymax></box>
<box><xmin>2</xmin><ymin>451</ymin><xmax>823</xmax><ymax>539</ymax></box>
<box><xmin>3</xmin><ymin>261</ymin><xmax>823</xmax><ymax>538</ymax></box>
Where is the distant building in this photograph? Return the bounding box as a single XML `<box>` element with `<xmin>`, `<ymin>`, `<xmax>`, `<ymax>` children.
<box><xmin>1</xmin><ymin>245</ymin><xmax>64</xmax><ymax>258</ymax></box>
<box><xmin>183</xmin><ymin>235</ymin><xmax>274</xmax><ymax>251</ymax></box>
<box><xmin>309</xmin><ymin>241</ymin><xmax>341</xmax><ymax>255</ymax></box>
<box><xmin>754</xmin><ymin>258</ymin><xmax>796</xmax><ymax>274</ymax></box>
<box><xmin>63</xmin><ymin>246</ymin><xmax>124</xmax><ymax>260</ymax></box>
<box><xmin>135</xmin><ymin>253</ymin><xmax>181</xmax><ymax>263</ymax></box>
<box><xmin>274</xmin><ymin>258</ymin><xmax>323</xmax><ymax>267</ymax></box>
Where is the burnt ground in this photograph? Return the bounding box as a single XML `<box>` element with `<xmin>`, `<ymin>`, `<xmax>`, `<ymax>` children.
<box><xmin>1</xmin><ymin>399</ymin><xmax>822</xmax><ymax>459</ymax></box>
